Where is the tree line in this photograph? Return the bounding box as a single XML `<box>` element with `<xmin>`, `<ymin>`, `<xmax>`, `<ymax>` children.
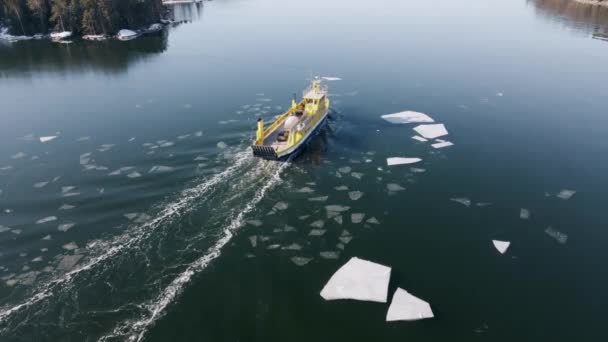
<box><xmin>1</xmin><ymin>0</ymin><xmax>164</xmax><ymax>36</ymax></box>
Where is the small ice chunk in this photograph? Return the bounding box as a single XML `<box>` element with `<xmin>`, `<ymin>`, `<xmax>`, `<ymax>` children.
<box><xmin>61</xmin><ymin>186</ymin><xmax>76</xmax><ymax>193</ymax></box>
<box><xmin>127</xmin><ymin>171</ymin><xmax>142</xmax><ymax>178</ymax></box>
<box><xmin>273</xmin><ymin>201</ymin><xmax>288</xmax><ymax>211</ymax></box>
<box><xmin>386</xmin><ymin>183</ymin><xmax>405</xmax><ymax>192</ymax></box>
<box><xmin>351</xmin><ymin>213</ymin><xmax>365</xmax><ymax>223</ymax></box>
<box><xmin>320</xmin><ymin>251</ymin><xmax>340</xmax><ymax>259</ymax></box>
<box><xmin>431</xmin><ymin>141</ymin><xmax>454</xmax><ymax>149</ymax></box>
<box><xmin>33</xmin><ymin>181</ymin><xmax>49</xmax><ymax>188</ymax></box>
<box><xmin>267</xmin><ymin>244</ymin><xmax>281</xmax><ymax>250</ymax></box>
<box><xmin>298</xmin><ymin>215</ymin><xmax>310</xmax><ymax>220</ymax></box>
<box><xmin>124</xmin><ymin>213</ymin><xmax>139</xmax><ymax>220</ymax></box>
<box><xmin>338</xmin><ymin>166</ymin><xmax>352</xmax><ymax>174</ymax></box>
<box><xmin>366</xmin><ymin>217</ymin><xmax>380</xmax><ymax>225</ymax></box>
<box><xmin>492</xmin><ymin>240</ymin><xmax>510</xmax><ymax>254</ymax></box>
<box><xmin>335</xmin><ymin>185</ymin><xmax>349</xmax><ymax>191</ymax></box>
<box><xmin>348</xmin><ymin>191</ymin><xmax>363</xmax><ymax>201</ymax></box>
<box><xmin>284</xmin><ymin>225</ymin><xmax>297</xmax><ymax>232</ymax></box>
<box><xmin>310</xmin><ymin>220</ymin><xmax>325</xmax><ymax>228</ymax></box>
<box><xmin>381</xmin><ymin>111</ymin><xmax>434</xmax><ymax>124</ymax></box>
<box><xmin>333</xmin><ymin>215</ymin><xmax>343</xmax><ymax>224</ymax></box>
<box><xmin>62</xmin><ymin>242</ymin><xmax>78</xmax><ymax>251</ymax></box>
<box><xmin>217</xmin><ymin>141</ymin><xmax>228</xmax><ymax>149</ymax></box>
<box><xmin>296</xmin><ymin>187</ymin><xmax>315</xmax><ymax>193</ymax></box>
<box><xmin>12</xmin><ymin>152</ymin><xmax>27</xmax><ymax>159</ymax></box>
<box><xmin>249</xmin><ymin>236</ymin><xmax>258</xmax><ymax>248</ymax></box>
<box><xmin>556</xmin><ymin>189</ymin><xmax>576</xmax><ymax>200</ymax></box>
<box><xmin>11</xmin><ymin>229</ymin><xmax>22</xmax><ymax>234</ymax></box>
<box><xmin>412</xmin><ymin>135</ymin><xmax>428</xmax><ymax>142</ymax></box>
<box><xmin>351</xmin><ymin>172</ymin><xmax>364</xmax><ymax>180</ymax></box>
<box><xmin>149</xmin><ymin>165</ymin><xmax>175</xmax><ymax>173</ymax></box>
<box><xmin>291</xmin><ymin>257</ymin><xmax>312</xmax><ymax>266</ymax></box>
<box><xmin>413</xmin><ymin>124</ymin><xmax>448</xmax><ymax>139</ymax></box>
<box><xmin>247</xmin><ymin>220</ymin><xmax>263</xmax><ymax>227</ymax></box>
<box><xmin>40</xmin><ymin>136</ymin><xmax>58</xmax><ymax>143</ymax></box>
<box><xmin>36</xmin><ymin>216</ymin><xmax>57</xmax><ymax>224</ymax></box>
<box><xmin>57</xmin><ymin>223</ymin><xmax>75</xmax><ymax>232</ymax></box>
<box><xmin>0</xmin><ymin>225</ymin><xmax>10</xmax><ymax>233</ymax></box>
<box><xmin>476</xmin><ymin>202</ymin><xmax>492</xmax><ymax>207</ymax></box>
<box><xmin>520</xmin><ymin>209</ymin><xmax>530</xmax><ymax>220</ymax></box>
<box><xmin>337</xmin><ymin>243</ymin><xmax>345</xmax><ymax>250</ymax></box>
<box><xmin>386</xmin><ymin>288</ymin><xmax>434</xmax><ymax>321</ymax></box>
<box><xmin>76</xmin><ymin>136</ymin><xmax>90</xmax><ymax>141</ymax></box>
<box><xmin>57</xmin><ymin>254</ymin><xmax>83</xmax><ymax>271</ymax></box>
<box><xmin>410</xmin><ymin>167</ymin><xmax>426</xmax><ymax>173</ymax></box>
<box><xmin>320</xmin><ymin>257</ymin><xmax>391</xmax><ymax>302</ymax></box>
<box><xmin>308</xmin><ymin>196</ymin><xmax>329</xmax><ymax>202</ymax></box>
<box><xmin>450</xmin><ymin>198</ymin><xmax>471</xmax><ymax>207</ymax></box>
<box><xmin>339</xmin><ymin>236</ymin><xmax>353</xmax><ymax>244</ymax></box>
<box><xmin>325</xmin><ymin>205</ymin><xmax>350</xmax><ymax>212</ymax></box>
<box><xmin>387</xmin><ymin>157</ymin><xmax>422</xmax><ymax>166</ymax></box>
<box><xmin>322</xmin><ymin>76</ymin><xmax>342</xmax><ymax>81</ymax></box>
<box><xmin>309</xmin><ymin>229</ymin><xmax>326</xmax><ymax>236</ymax></box>
<box><xmin>32</xmin><ymin>256</ymin><xmax>43</xmax><ymax>262</ymax></box>
<box><xmin>194</xmin><ymin>131</ymin><xmax>203</xmax><ymax>137</ymax></box>
<box><xmin>159</xmin><ymin>142</ymin><xmax>174</xmax><ymax>148</ymax></box>
<box><xmin>545</xmin><ymin>227</ymin><xmax>568</xmax><ymax>244</ymax></box>
<box><xmin>282</xmin><ymin>243</ymin><xmax>302</xmax><ymax>251</ymax></box>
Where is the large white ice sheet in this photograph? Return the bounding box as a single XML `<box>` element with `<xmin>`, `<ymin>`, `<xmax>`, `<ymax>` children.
<box><xmin>320</xmin><ymin>257</ymin><xmax>391</xmax><ymax>303</ymax></box>
<box><xmin>492</xmin><ymin>240</ymin><xmax>510</xmax><ymax>254</ymax></box>
<box><xmin>386</xmin><ymin>157</ymin><xmax>422</xmax><ymax>166</ymax></box>
<box><xmin>413</xmin><ymin>124</ymin><xmax>448</xmax><ymax>139</ymax></box>
<box><xmin>386</xmin><ymin>288</ymin><xmax>434</xmax><ymax>321</ymax></box>
<box><xmin>381</xmin><ymin>111</ymin><xmax>434</xmax><ymax>124</ymax></box>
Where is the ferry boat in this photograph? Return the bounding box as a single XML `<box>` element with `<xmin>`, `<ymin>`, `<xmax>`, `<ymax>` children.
<box><xmin>251</xmin><ymin>78</ymin><xmax>330</xmax><ymax>160</ymax></box>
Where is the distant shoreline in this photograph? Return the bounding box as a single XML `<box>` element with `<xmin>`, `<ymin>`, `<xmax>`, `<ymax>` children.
<box><xmin>575</xmin><ymin>0</ymin><xmax>608</xmax><ymax>7</ymax></box>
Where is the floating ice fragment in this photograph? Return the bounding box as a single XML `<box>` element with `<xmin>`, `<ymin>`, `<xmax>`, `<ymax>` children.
<box><xmin>284</xmin><ymin>225</ymin><xmax>297</xmax><ymax>232</ymax></box>
<box><xmin>348</xmin><ymin>191</ymin><xmax>363</xmax><ymax>201</ymax></box>
<box><xmin>296</xmin><ymin>187</ymin><xmax>315</xmax><ymax>193</ymax></box>
<box><xmin>217</xmin><ymin>142</ymin><xmax>228</xmax><ymax>149</ymax></box>
<box><xmin>322</xmin><ymin>77</ymin><xmax>342</xmax><ymax>81</ymax></box>
<box><xmin>273</xmin><ymin>201</ymin><xmax>288</xmax><ymax>211</ymax></box>
<box><xmin>177</xmin><ymin>134</ymin><xmax>190</xmax><ymax>140</ymax></box>
<box><xmin>57</xmin><ymin>254</ymin><xmax>83</xmax><ymax>271</ymax></box>
<box><xmin>556</xmin><ymin>189</ymin><xmax>576</xmax><ymax>200</ymax></box>
<box><xmin>492</xmin><ymin>240</ymin><xmax>510</xmax><ymax>254</ymax></box>
<box><xmin>337</xmin><ymin>243</ymin><xmax>345</xmax><ymax>250</ymax></box>
<box><xmin>267</xmin><ymin>244</ymin><xmax>281</xmax><ymax>250</ymax></box>
<box><xmin>282</xmin><ymin>243</ymin><xmax>302</xmax><ymax>251</ymax></box>
<box><xmin>129</xmin><ymin>137</ymin><xmax>136</xmax><ymax>142</ymax></box>
<box><xmin>36</xmin><ymin>216</ymin><xmax>57</xmax><ymax>224</ymax></box>
<box><xmin>149</xmin><ymin>165</ymin><xmax>175</xmax><ymax>173</ymax></box>
<box><xmin>320</xmin><ymin>257</ymin><xmax>391</xmax><ymax>302</ymax></box>
<box><xmin>339</xmin><ymin>236</ymin><xmax>353</xmax><ymax>244</ymax></box>
<box><xmin>63</xmin><ymin>192</ymin><xmax>80</xmax><ymax>197</ymax></box>
<box><xmin>432</xmin><ymin>141</ymin><xmax>454</xmax><ymax>149</ymax></box>
<box><xmin>545</xmin><ymin>227</ymin><xmax>568</xmax><ymax>244</ymax></box>
<box><xmin>410</xmin><ymin>167</ymin><xmax>426</xmax><ymax>173</ymax></box>
<box><xmin>387</xmin><ymin>157</ymin><xmax>422</xmax><ymax>166</ymax></box>
<box><xmin>0</xmin><ymin>225</ymin><xmax>10</xmax><ymax>233</ymax></box>
<box><xmin>249</xmin><ymin>236</ymin><xmax>257</xmax><ymax>248</ymax></box>
<box><xmin>291</xmin><ymin>257</ymin><xmax>312</xmax><ymax>266</ymax></box>
<box><xmin>351</xmin><ymin>213</ymin><xmax>365</xmax><ymax>223</ymax></box>
<box><xmin>40</xmin><ymin>136</ymin><xmax>57</xmax><ymax>143</ymax></box>
<box><xmin>333</xmin><ymin>215</ymin><xmax>343</xmax><ymax>224</ymax></box>
<box><xmin>366</xmin><ymin>217</ymin><xmax>380</xmax><ymax>225</ymax></box>
<box><xmin>61</xmin><ymin>186</ymin><xmax>76</xmax><ymax>194</ymax></box>
<box><xmin>62</xmin><ymin>242</ymin><xmax>78</xmax><ymax>251</ymax></box>
<box><xmin>320</xmin><ymin>251</ymin><xmax>340</xmax><ymax>259</ymax></box>
<box><xmin>247</xmin><ymin>220</ymin><xmax>263</xmax><ymax>227</ymax></box>
<box><xmin>476</xmin><ymin>202</ymin><xmax>492</xmax><ymax>207</ymax></box>
<box><xmin>310</xmin><ymin>220</ymin><xmax>325</xmax><ymax>229</ymax></box>
<box><xmin>11</xmin><ymin>229</ymin><xmax>22</xmax><ymax>234</ymax></box>
<box><xmin>325</xmin><ymin>205</ymin><xmax>350</xmax><ymax>212</ymax></box>
<box><xmin>381</xmin><ymin>111</ymin><xmax>434</xmax><ymax>124</ymax></box>
<box><xmin>351</xmin><ymin>172</ymin><xmax>364</xmax><ymax>179</ymax></box>
<box><xmin>41</xmin><ymin>234</ymin><xmax>51</xmax><ymax>240</ymax></box>
<box><xmin>159</xmin><ymin>142</ymin><xmax>174</xmax><ymax>148</ymax></box>
<box><xmin>386</xmin><ymin>288</ymin><xmax>434</xmax><ymax>321</ymax></box>
<box><xmin>338</xmin><ymin>166</ymin><xmax>352</xmax><ymax>174</ymax></box>
<box><xmin>335</xmin><ymin>185</ymin><xmax>349</xmax><ymax>191</ymax></box>
<box><xmin>194</xmin><ymin>131</ymin><xmax>203</xmax><ymax>137</ymax></box>
<box><xmin>33</xmin><ymin>181</ymin><xmax>49</xmax><ymax>188</ymax></box>
<box><xmin>450</xmin><ymin>198</ymin><xmax>471</xmax><ymax>207</ymax></box>
<box><xmin>12</xmin><ymin>152</ymin><xmax>27</xmax><ymax>159</ymax></box>
<box><xmin>386</xmin><ymin>183</ymin><xmax>405</xmax><ymax>192</ymax></box>
<box><xmin>496</xmin><ymin>92</ymin><xmax>504</xmax><ymax>97</ymax></box>
<box><xmin>32</xmin><ymin>256</ymin><xmax>43</xmax><ymax>262</ymax></box>
<box><xmin>520</xmin><ymin>209</ymin><xmax>530</xmax><ymax>220</ymax></box>
<box><xmin>309</xmin><ymin>229</ymin><xmax>326</xmax><ymax>236</ymax></box>
<box><xmin>413</xmin><ymin>124</ymin><xmax>448</xmax><ymax>139</ymax></box>
<box><xmin>309</xmin><ymin>196</ymin><xmax>328</xmax><ymax>202</ymax></box>
<box><xmin>57</xmin><ymin>223</ymin><xmax>75</xmax><ymax>232</ymax></box>
<box><xmin>76</xmin><ymin>136</ymin><xmax>90</xmax><ymax>141</ymax></box>
<box><xmin>127</xmin><ymin>171</ymin><xmax>142</xmax><ymax>178</ymax></box>
<box><xmin>412</xmin><ymin>135</ymin><xmax>428</xmax><ymax>142</ymax></box>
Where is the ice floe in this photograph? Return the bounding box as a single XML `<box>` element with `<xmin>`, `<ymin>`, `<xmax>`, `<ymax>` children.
<box><xmin>273</xmin><ymin>201</ymin><xmax>288</xmax><ymax>211</ymax></box>
<box><xmin>320</xmin><ymin>257</ymin><xmax>391</xmax><ymax>302</ymax></box>
<box><xmin>282</xmin><ymin>243</ymin><xmax>302</xmax><ymax>251</ymax></box>
<box><xmin>308</xmin><ymin>196</ymin><xmax>329</xmax><ymax>202</ymax></box>
<box><xmin>545</xmin><ymin>227</ymin><xmax>568</xmax><ymax>244</ymax></box>
<box><xmin>351</xmin><ymin>213</ymin><xmax>365</xmax><ymax>224</ymax></box>
<box><xmin>267</xmin><ymin>244</ymin><xmax>281</xmax><ymax>250</ymax></box>
<box><xmin>381</xmin><ymin>111</ymin><xmax>434</xmax><ymax>124</ymax></box>
<box><xmin>217</xmin><ymin>142</ymin><xmax>228</xmax><ymax>149</ymax></box>
<box><xmin>249</xmin><ymin>236</ymin><xmax>257</xmax><ymax>248</ymax></box>
<box><xmin>556</xmin><ymin>189</ymin><xmax>576</xmax><ymax>200</ymax></box>
<box><xmin>247</xmin><ymin>220</ymin><xmax>263</xmax><ymax>227</ymax></box>
<box><xmin>413</xmin><ymin>124</ymin><xmax>448</xmax><ymax>139</ymax></box>
<box><xmin>339</xmin><ymin>236</ymin><xmax>353</xmax><ymax>244</ymax></box>
<box><xmin>284</xmin><ymin>225</ymin><xmax>297</xmax><ymax>232</ymax></box>
<box><xmin>59</xmin><ymin>204</ymin><xmax>75</xmax><ymax>210</ymax></box>
<box><xmin>366</xmin><ymin>217</ymin><xmax>380</xmax><ymax>225</ymax></box>
<box><xmin>296</xmin><ymin>187</ymin><xmax>315</xmax><ymax>193</ymax></box>
<box><xmin>62</xmin><ymin>242</ymin><xmax>78</xmax><ymax>251</ymax></box>
<box><xmin>127</xmin><ymin>171</ymin><xmax>142</xmax><ymax>178</ymax></box>
<box><xmin>348</xmin><ymin>191</ymin><xmax>363</xmax><ymax>201</ymax></box>
<box><xmin>351</xmin><ymin>172</ymin><xmax>364</xmax><ymax>179</ymax></box>
<box><xmin>57</xmin><ymin>223</ymin><xmax>75</xmax><ymax>232</ymax></box>
<box><xmin>431</xmin><ymin>141</ymin><xmax>454</xmax><ymax>149</ymax></box>
<box><xmin>387</xmin><ymin>157</ymin><xmax>422</xmax><ymax>166</ymax></box>
<box><xmin>338</xmin><ymin>166</ymin><xmax>352</xmax><ymax>174</ymax></box>
<box><xmin>36</xmin><ymin>216</ymin><xmax>57</xmax><ymax>224</ymax></box>
<box><xmin>492</xmin><ymin>240</ymin><xmax>510</xmax><ymax>254</ymax></box>
<box><xmin>322</xmin><ymin>77</ymin><xmax>342</xmax><ymax>81</ymax></box>
<box><xmin>291</xmin><ymin>257</ymin><xmax>312</xmax><ymax>266</ymax></box>
<box><xmin>310</xmin><ymin>220</ymin><xmax>325</xmax><ymax>228</ymax></box>
<box><xmin>33</xmin><ymin>181</ymin><xmax>49</xmax><ymax>188</ymax></box>
<box><xmin>333</xmin><ymin>215</ymin><xmax>343</xmax><ymax>224</ymax></box>
<box><xmin>412</xmin><ymin>135</ymin><xmax>428</xmax><ymax>142</ymax></box>
<box><xmin>320</xmin><ymin>251</ymin><xmax>340</xmax><ymax>259</ymax></box>
<box><xmin>387</xmin><ymin>183</ymin><xmax>406</xmax><ymax>192</ymax></box>
<box><xmin>309</xmin><ymin>229</ymin><xmax>326</xmax><ymax>236</ymax></box>
<box><xmin>325</xmin><ymin>205</ymin><xmax>351</xmax><ymax>212</ymax></box>
<box><xmin>335</xmin><ymin>185</ymin><xmax>349</xmax><ymax>191</ymax></box>
<box><xmin>520</xmin><ymin>208</ymin><xmax>530</xmax><ymax>220</ymax></box>
<box><xmin>450</xmin><ymin>197</ymin><xmax>471</xmax><ymax>207</ymax></box>
<box><xmin>386</xmin><ymin>288</ymin><xmax>434</xmax><ymax>321</ymax></box>
<box><xmin>149</xmin><ymin>165</ymin><xmax>175</xmax><ymax>173</ymax></box>
<box><xmin>0</xmin><ymin>225</ymin><xmax>10</xmax><ymax>233</ymax></box>
<box><xmin>39</xmin><ymin>136</ymin><xmax>57</xmax><ymax>143</ymax></box>
<box><xmin>11</xmin><ymin>152</ymin><xmax>27</xmax><ymax>159</ymax></box>
<box><xmin>57</xmin><ymin>254</ymin><xmax>83</xmax><ymax>271</ymax></box>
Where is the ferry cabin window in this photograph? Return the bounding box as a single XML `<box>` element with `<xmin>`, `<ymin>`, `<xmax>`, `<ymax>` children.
<box><xmin>307</xmin><ymin>99</ymin><xmax>313</xmax><ymax>104</ymax></box>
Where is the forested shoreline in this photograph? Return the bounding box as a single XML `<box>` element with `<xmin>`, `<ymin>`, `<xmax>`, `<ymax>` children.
<box><xmin>1</xmin><ymin>0</ymin><xmax>164</xmax><ymax>36</ymax></box>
